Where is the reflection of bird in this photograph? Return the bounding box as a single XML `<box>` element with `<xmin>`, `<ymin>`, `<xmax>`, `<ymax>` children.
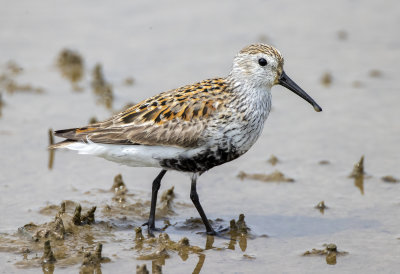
<box><xmin>51</xmin><ymin>44</ymin><xmax>322</xmax><ymax>235</ymax></box>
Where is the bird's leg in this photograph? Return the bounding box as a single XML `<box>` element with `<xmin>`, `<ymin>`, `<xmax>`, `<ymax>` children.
<box><xmin>143</xmin><ymin>169</ymin><xmax>167</xmax><ymax>234</ymax></box>
<box><xmin>190</xmin><ymin>174</ymin><xmax>216</xmax><ymax>235</ymax></box>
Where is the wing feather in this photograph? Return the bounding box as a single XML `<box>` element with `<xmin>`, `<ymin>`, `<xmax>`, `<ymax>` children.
<box><xmin>54</xmin><ymin>78</ymin><xmax>229</xmax><ymax>148</ymax></box>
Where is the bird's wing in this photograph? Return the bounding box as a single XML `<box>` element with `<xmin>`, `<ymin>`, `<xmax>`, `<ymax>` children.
<box><xmin>53</xmin><ymin>78</ymin><xmax>229</xmax><ymax>148</ymax></box>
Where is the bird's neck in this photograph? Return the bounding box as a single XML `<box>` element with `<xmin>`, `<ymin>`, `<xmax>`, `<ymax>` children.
<box><xmin>225</xmin><ymin>77</ymin><xmax>272</xmax><ymax>121</ymax></box>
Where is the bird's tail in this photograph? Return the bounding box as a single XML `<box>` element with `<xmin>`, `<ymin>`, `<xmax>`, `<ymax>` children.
<box><xmin>49</xmin><ymin>139</ymin><xmax>78</xmax><ymax>149</ymax></box>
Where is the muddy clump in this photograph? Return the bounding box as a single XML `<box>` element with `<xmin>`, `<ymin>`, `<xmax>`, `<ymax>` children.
<box><xmin>80</xmin><ymin>243</ymin><xmax>110</xmax><ymax>273</ymax></box>
<box><xmin>20</xmin><ymin>202</ymin><xmax>97</xmax><ymax>242</ymax></box>
<box><xmin>19</xmin><ymin>216</ymin><xmax>65</xmax><ymax>241</ymax></box>
<box><xmin>39</xmin><ymin>200</ymin><xmax>76</xmax><ymax>216</ymax></box>
<box><xmin>133</xmin><ymin>230</ymin><xmax>202</xmax><ymax>263</ymax></box>
<box><xmin>88</xmin><ymin>116</ymin><xmax>98</xmax><ymax>124</ymax></box>
<box><xmin>369</xmin><ymin>69</ymin><xmax>382</xmax><ymax>78</ymax></box>
<box><xmin>381</xmin><ymin>175</ymin><xmax>400</xmax><ymax>183</ymax></box>
<box><xmin>111</xmin><ymin>174</ymin><xmax>127</xmax><ymax>192</ymax></box>
<box><xmin>5</xmin><ymin>60</ymin><xmax>23</xmax><ymax>75</ymax></box>
<box><xmin>41</xmin><ymin>240</ymin><xmax>56</xmax><ymax>274</ymax></box>
<box><xmin>228</xmin><ymin>214</ymin><xmax>252</xmax><ymax>252</ymax></box>
<box><xmin>101</xmin><ymin>173</ymin><xmax>153</xmax><ymax>221</ymax></box>
<box><xmin>42</xmin><ymin>240</ymin><xmax>56</xmax><ymax>264</ymax></box>
<box><xmin>303</xmin><ymin>243</ymin><xmax>348</xmax><ymax>265</ymax></box>
<box><xmin>0</xmin><ymin>61</ymin><xmax>44</xmax><ymax>94</ymax></box>
<box><xmin>4</xmin><ymin>201</ymin><xmax>114</xmax><ymax>270</ymax></box>
<box><xmin>157</xmin><ymin>187</ymin><xmax>175</xmax><ymax>216</ymax></box>
<box><xmin>123</xmin><ymin>77</ymin><xmax>135</xmax><ymax>86</ymax></box>
<box><xmin>267</xmin><ymin>155</ymin><xmax>279</xmax><ymax>166</ymax></box>
<box><xmin>177</xmin><ymin>217</ymin><xmax>224</xmax><ymax>231</ymax></box>
<box><xmin>238</xmin><ymin>170</ymin><xmax>294</xmax><ymax>183</ymax></box>
<box><xmin>101</xmin><ymin>175</ymin><xmax>157</xmax><ymax>221</ymax></box>
<box><xmin>111</xmin><ymin>174</ymin><xmax>129</xmax><ymax>203</ymax></box>
<box><xmin>57</xmin><ymin>49</ymin><xmax>84</xmax><ymax>90</ymax></box>
<box><xmin>319</xmin><ymin>160</ymin><xmax>330</xmax><ymax>165</ymax></box>
<box><xmin>80</xmin><ymin>206</ymin><xmax>97</xmax><ymax>225</ymax></box>
<box><xmin>315</xmin><ymin>201</ymin><xmax>328</xmax><ymax>214</ymax></box>
<box><xmin>136</xmin><ymin>264</ymin><xmax>149</xmax><ymax>274</ymax></box>
<box><xmin>320</xmin><ymin>72</ymin><xmax>333</xmax><ymax>87</ymax></box>
<box><xmin>72</xmin><ymin>204</ymin><xmax>97</xmax><ymax>226</ymax></box>
<box><xmin>349</xmin><ymin>156</ymin><xmax>365</xmax><ymax>178</ymax></box>
<box><xmin>91</xmin><ymin>63</ymin><xmax>113</xmax><ymax>109</ymax></box>
<box><xmin>349</xmin><ymin>156</ymin><xmax>368</xmax><ymax>195</ymax></box>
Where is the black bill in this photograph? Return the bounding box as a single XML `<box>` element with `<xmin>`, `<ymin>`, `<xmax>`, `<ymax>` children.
<box><xmin>279</xmin><ymin>71</ymin><xmax>322</xmax><ymax>112</ymax></box>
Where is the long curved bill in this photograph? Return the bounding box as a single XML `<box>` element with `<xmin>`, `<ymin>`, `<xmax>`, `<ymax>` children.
<box><xmin>279</xmin><ymin>71</ymin><xmax>322</xmax><ymax>112</ymax></box>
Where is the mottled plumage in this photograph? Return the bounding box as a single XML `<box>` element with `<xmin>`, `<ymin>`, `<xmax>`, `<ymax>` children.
<box><xmin>52</xmin><ymin>44</ymin><xmax>322</xmax><ymax>235</ymax></box>
<box><xmin>55</xmin><ymin>78</ymin><xmax>230</xmax><ymax>148</ymax></box>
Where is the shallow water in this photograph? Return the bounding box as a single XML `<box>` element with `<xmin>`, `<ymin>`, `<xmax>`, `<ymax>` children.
<box><xmin>1</xmin><ymin>0</ymin><xmax>400</xmax><ymax>273</ymax></box>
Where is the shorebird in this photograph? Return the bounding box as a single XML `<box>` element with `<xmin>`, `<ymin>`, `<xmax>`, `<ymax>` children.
<box><xmin>51</xmin><ymin>44</ymin><xmax>322</xmax><ymax>235</ymax></box>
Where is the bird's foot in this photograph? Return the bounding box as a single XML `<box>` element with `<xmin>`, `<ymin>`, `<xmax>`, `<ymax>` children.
<box><xmin>199</xmin><ymin>226</ymin><xmax>230</xmax><ymax>239</ymax></box>
<box><xmin>142</xmin><ymin>221</ymin><xmax>163</xmax><ymax>237</ymax></box>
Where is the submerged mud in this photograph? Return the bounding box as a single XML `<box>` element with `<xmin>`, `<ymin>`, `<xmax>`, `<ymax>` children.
<box><xmin>315</xmin><ymin>201</ymin><xmax>328</xmax><ymax>214</ymax></box>
<box><xmin>0</xmin><ymin>202</ymin><xmax>112</xmax><ymax>270</ymax></box>
<box><xmin>0</xmin><ymin>61</ymin><xmax>44</xmax><ymax>94</ymax></box>
<box><xmin>91</xmin><ymin>64</ymin><xmax>114</xmax><ymax>109</ymax></box>
<box><xmin>267</xmin><ymin>155</ymin><xmax>279</xmax><ymax>166</ymax></box>
<box><xmin>0</xmin><ymin>175</ymin><xmax>259</xmax><ymax>271</ymax></box>
<box><xmin>1</xmin><ymin>1</ymin><xmax>400</xmax><ymax>272</ymax></box>
<box><xmin>237</xmin><ymin>170</ymin><xmax>294</xmax><ymax>183</ymax></box>
<box><xmin>56</xmin><ymin>49</ymin><xmax>84</xmax><ymax>91</ymax></box>
<box><xmin>348</xmin><ymin>156</ymin><xmax>369</xmax><ymax>195</ymax></box>
<box><xmin>381</xmin><ymin>175</ymin><xmax>399</xmax><ymax>183</ymax></box>
<box><xmin>303</xmin><ymin>243</ymin><xmax>348</xmax><ymax>265</ymax></box>
<box><xmin>0</xmin><ymin>187</ymin><xmax>258</xmax><ymax>273</ymax></box>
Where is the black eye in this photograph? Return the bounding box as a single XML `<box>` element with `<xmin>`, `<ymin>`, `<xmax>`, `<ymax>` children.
<box><xmin>258</xmin><ymin>58</ymin><xmax>267</xmax><ymax>66</ymax></box>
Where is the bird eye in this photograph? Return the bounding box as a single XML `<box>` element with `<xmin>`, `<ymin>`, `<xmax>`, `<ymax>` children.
<box><xmin>258</xmin><ymin>58</ymin><xmax>267</xmax><ymax>66</ymax></box>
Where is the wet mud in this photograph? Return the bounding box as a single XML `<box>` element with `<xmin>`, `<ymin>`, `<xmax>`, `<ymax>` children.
<box><xmin>267</xmin><ymin>155</ymin><xmax>279</xmax><ymax>166</ymax></box>
<box><xmin>0</xmin><ymin>61</ymin><xmax>44</xmax><ymax>94</ymax></box>
<box><xmin>348</xmin><ymin>156</ymin><xmax>369</xmax><ymax>195</ymax></box>
<box><xmin>303</xmin><ymin>243</ymin><xmax>348</xmax><ymax>265</ymax></box>
<box><xmin>237</xmin><ymin>170</ymin><xmax>294</xmax><ymax>183</ymax></box>
<box><xmin>91</xmin><ymin>64</ymin><xmax>114</xmax><ymax>109</ymax></box>
<box><xmin>0</xmin><ymin>186</ymin><xmax>257</xmax><ymax>273</ymax></box>
<box><xmin>1</xmin><ymin>1</ymin><xmax>400</xmax><ymax>273</ymax></box>
<box><xmin>320</xmin><ymin>72</ymin><xmax>333</xmax><ymax>87</ymax></box>
<box><xmin>314</xmin><ymin>201</ymin><xmax>328</xmax><ymax>214</ymax></box>
<box><xmin>56</xmin><ymin>49</ymin><xmax>84</xmax><ymax>91</ymax></box>
<box><xmin>0</xmin><ymin>202</ymin><xmax>111</xmax><ymax>271</ymax></box>
<box><xmin>381</xmin><ymin>175</ymin><xmax>399</xmax><ymax>183</ymax></box>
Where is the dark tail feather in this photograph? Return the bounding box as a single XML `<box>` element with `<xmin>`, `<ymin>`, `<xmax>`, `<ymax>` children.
<box><xmin>54</xmin><ymin>128</ymin><xmax>79</xmax><ymax>138</ymax></box>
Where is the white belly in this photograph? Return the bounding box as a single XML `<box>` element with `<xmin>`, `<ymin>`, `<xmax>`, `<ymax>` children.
<box><xmin>63</xmin><ymin>141</ymin><xmax>198</xmax><ymax>168</ymax></box>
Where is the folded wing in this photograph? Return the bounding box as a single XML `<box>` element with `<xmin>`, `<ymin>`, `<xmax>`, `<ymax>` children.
<box><xmin>52</xmin><ymin>78</ymin><xmax>228</xmax><ymax>149</ymax></box>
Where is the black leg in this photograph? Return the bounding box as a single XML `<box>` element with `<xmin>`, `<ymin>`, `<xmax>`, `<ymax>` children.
<box><xmin>144</xmin><ymin>169</ymin><xmax>167</xmax><ymax>233</ymax></box>
<box><xmin>190</xmin><ymin>174</ymin><xmax>216</xmax><ymax>235</ymax></box>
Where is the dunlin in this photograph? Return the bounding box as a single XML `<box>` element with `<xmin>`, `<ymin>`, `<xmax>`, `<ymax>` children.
<box><xmin>51</xmin><ymin>44</ymin><xmax>322</xmax><ymax>235</ymax></box>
